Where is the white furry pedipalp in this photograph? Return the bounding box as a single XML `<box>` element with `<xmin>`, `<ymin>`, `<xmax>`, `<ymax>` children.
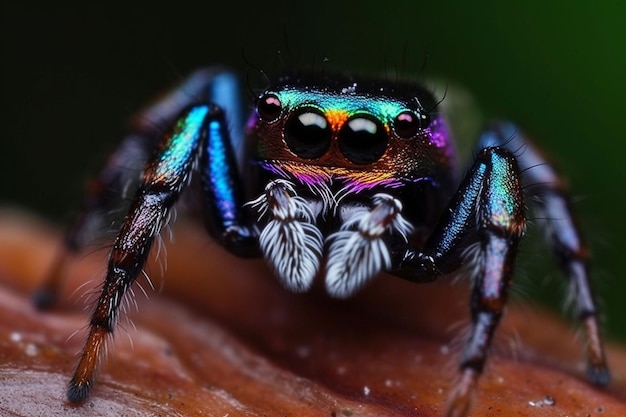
<box><xmin>249</xmin><ymin>180</ymin><xmax>323</xmax><ymax>292</ymax></box>
<box><xmin>325</xmin><ymin>194</ymin><xmax>414</xmax><ymax>298</ymax></box>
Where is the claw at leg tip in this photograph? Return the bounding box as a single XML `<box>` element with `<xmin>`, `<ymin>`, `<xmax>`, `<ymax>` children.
<box><xmin>67</xmin><ymin>380</ymin><xmax>91</xmax><ymax>404</ymax></box>
<box><xmin>587</xmin><ymin>364</ymin><xmax>611</xmax><ymax>387</ymax></box>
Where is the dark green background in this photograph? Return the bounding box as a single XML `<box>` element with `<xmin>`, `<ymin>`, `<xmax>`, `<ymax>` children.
<box><xmin>2</xmin><ymin>2</ymin><xmax>625</xmax><ymax>341</ymax></box>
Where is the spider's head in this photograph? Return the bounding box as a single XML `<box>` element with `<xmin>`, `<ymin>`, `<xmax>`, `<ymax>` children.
<box><xmin>247</xmin><ymin>74</ymin><xmax>455</xmax><ymax>191</ymax></box>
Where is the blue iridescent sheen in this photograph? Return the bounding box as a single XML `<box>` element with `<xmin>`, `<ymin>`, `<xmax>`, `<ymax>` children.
<box><xmin>155</xmin><ymin>105</ymin><xmax>209</xmax><ymax>185</ymax></box>
<box><xmin>436</xmin><ymin>162</ymin><xmax>486</xmax><ymax>257</ymax></box>
<box><xmin>209</xmin><ymin>72</ymin><xmax>245</xmax><ymax>167</ymax></box>
<box><xmin>277</xmin><ymin>89</ymin><xmax>406</xmax><ymax>119</ymax></box>
<box><xmin>485</xmin><ymin>151</ymin><xmax>522</xmax><ymax>231</ymax></box>
<box><xmin>207</xmin><ymin>119</ymin><xmax>238</xmax><ymax>225</ymax></box>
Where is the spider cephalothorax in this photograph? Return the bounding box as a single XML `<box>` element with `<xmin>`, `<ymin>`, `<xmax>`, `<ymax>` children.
<box><xmin>245</xmin><ymin>75</ymin><xmax>454</xmax><ymax>297</ymax></box>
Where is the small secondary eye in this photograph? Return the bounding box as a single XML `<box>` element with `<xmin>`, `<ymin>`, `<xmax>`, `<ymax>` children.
<box><xmin>257</xmin><ymin>93</ymin><xmax>282</xmax><ymax>121</ymax></box>
<box><xmin>394</xmin><ymin>111</ymin><xmax>419</xmax><ymax>138</ymax></box>
<box><xmin>393</xmin><ymin>110</ymin><xmax>430</xmax><ymax>138</ymax></box>
<box><xmin>285</xmin><ymin>108</ymin><xmax>331</xmax><ymax>159</ymax></box>
<box><xmin>338</xmin><ymin>114</ymin><xmax>387</xmax><ymax>164</ymax></box>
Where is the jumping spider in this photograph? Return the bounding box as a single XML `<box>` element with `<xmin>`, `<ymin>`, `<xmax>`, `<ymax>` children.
<box><xmin>35</xmin><ymin>68</ymin><xmax>610</xmax><ymax>416</ymax></box>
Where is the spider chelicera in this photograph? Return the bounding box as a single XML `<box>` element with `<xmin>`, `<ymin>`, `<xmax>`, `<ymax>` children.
<box><xmin>35</xmin><ymin>67</ymin><xmax>610</xmax><ymax>416</ymax></box>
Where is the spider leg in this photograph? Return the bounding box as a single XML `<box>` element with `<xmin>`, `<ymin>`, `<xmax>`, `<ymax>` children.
<box><xmin>476</xmin><ymin>122</ymin><xmax>609</xmax><ymax>386</ymax></box>
<box><xmin>66</xmin><ymin>104</ymin><xmax>208</xmax><ymax>402</ymax></box>
<box><xmin>66</xmin><ymin>93</ymin><xmax>255</xmax><ymax>402</ymax></box>
<box><xmin>390</xmin><ymin>147</ymin><xmax>525</xmax><ymax>417</ymax></box>
<box><xmin>34</xmin><ymin>68</ymin><xmax>246</xmax><ymax>308</ymax></box>
<box><xmin>199</xmin><ymin>102</ymin><xmax>259</xmax><ymax>256</ymax></box>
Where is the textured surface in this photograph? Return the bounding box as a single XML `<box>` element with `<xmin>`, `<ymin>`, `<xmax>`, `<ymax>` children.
<box><xmin>0</xmin><ymin>210</ymin><xmax>625</xmax><ymax>416</ymax></box>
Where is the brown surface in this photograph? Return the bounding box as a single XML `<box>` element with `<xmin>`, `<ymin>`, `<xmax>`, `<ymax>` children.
<box><xmin>0</xmin><ymin>209</ymin><xmax>625</xmax><ymax>416</ymax></box>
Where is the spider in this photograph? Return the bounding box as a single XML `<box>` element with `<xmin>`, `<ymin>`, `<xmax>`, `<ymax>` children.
<box><xmin>35</xmin><ymin>67</ymin><xmax>610</xmax><ymax>416</ymax></box>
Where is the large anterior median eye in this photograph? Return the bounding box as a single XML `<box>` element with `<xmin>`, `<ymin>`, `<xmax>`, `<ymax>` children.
<box><xmin>338</xmin><ymin>114</ymin><xmax>387</xmax><ymax>164</ymax></box>
<box><xmin>285</xmin><ymin>108</ymin><xmax>331</xmax><ymax>159</ymax></box>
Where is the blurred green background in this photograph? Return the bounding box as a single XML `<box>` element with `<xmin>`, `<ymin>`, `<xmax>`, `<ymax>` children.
<box><xmin>2</xmin><ymin>2</ymin><xmax>625</xmax><ymax>341</ymax></box>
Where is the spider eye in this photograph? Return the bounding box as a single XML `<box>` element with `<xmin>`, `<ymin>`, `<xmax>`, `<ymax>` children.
<box><xmin>338</xmin><ymin>114</ymin><xmax>387</xmax><ymax>164</ymax></box>
<box><xmin>285</xmin><ymin>108</ymin><xmax>331</xmax><ymax>159</ymax></box>
<box><xmin>257</xmin><ymin>93</ymin><xmax>282</xmax><ymax>121</ymax></box>
<box><xmin>393</xmin><ymin>110</ymin><xmax>429</xmax><ymax>138</ymax></box>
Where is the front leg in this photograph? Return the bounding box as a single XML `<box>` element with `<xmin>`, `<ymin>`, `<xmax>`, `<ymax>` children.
<box><xmin>66</xmin><ymin>102</ymin><xmax>253</xmax><ymax>402</ymax></box>
<box><xmin>199</xmin><ymin>104</ymin><xmax>259</xmax><ymax>256</ymax></box>
<box><xmin>476</xmin><ymin>122</ymin><xmax>609</xmax><ymax>385</ymax></box>
<box><xmin>392</xmin><ymin>147</ymin><xmax>525</xmax><ymax>417</ymax></box>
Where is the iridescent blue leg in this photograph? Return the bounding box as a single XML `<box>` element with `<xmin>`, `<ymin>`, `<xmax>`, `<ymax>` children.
<box><xmin>199</xmin><ymin>106</ymin><xmax>259</xmax><ymax>256</ymax></box>
<box><xmin>67</xmin><ymin>73</ymin><xmax>257</xmax><ymax>403</ymax></box>
<box><xmin>34</xmin><ymin>68</ymin><xmax>250</xmax><ymax>308</ymax></box>
<box><xmin>66</xmin><ymin>104</ymin><xmax>210</xmax><ymax>402</ymax></box>
<box><xmin>390</xmin><ymin>147</ymin><xmax>525</xmax><ymax>417</ymax></box>
<box><xmin>476</xmin><ymin>121</ymin><xmax>609</xmax><ymax>386</ymax></box>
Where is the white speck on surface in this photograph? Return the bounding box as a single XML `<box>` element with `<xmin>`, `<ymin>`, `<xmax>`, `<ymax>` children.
<box><xmin>440</xmin><ymin>345</ymin><xmax>450</xmax><ymax>355</ymax></box>
<box><xmin>528</xmin><ymin>396</ymin><xmax>556</xmax><ymax>407</ymax></box>
<box><xmin>25</xmin><ymin>343</ymin><xmax>38</xmax><ymax>356</ymax></box>
<box><xmin>10</xmin><ymin>332</ymin><xmax>22</xmax><ymax>342</ymax></box>
<box><xmin>543</xmin><ymin>396</ymin><xmax>555</xmax><ymax>406</ymax></box>
<box><xmin>363</xmin><ymin>386</ymin><xmax>370</xmax><ymax>396</ymax></box>
<box><xmin>385</xmin><ymin>379</ymin><xmax>392</xmax><ymax>387</ymax></box>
